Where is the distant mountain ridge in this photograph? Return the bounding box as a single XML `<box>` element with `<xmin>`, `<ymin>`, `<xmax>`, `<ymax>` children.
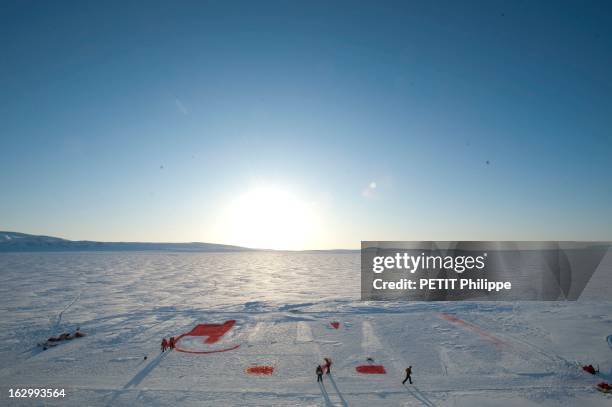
<box><xmin>0</xmin><ymin>231</ymin><xmax>252</xmax><ymax>252</ymax></box>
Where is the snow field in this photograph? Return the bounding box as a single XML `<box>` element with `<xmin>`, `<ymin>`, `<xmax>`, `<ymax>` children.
<box><xmin>1</xmin><ymin>301</ymin><xmax>611</xmax><ymax>406</ymax></box>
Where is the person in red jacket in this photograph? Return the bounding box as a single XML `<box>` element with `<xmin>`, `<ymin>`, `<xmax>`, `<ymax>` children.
<box><xmin>161</xmin><ymin>338</ymin><xmax>168</xmax><ymax>352</ymax></box>
<box><xmin>169</xmin><ymin>336</ymin><xmax>176</xmax><ymax>349</ymax></box>
<box><xmin>324</xmin><ymin>357</ymin><xmax>332</xmax><ymax>374</ymax></box>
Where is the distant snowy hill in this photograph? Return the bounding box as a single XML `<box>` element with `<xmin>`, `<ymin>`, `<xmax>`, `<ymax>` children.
<box><xmin>0</xmin><ymin>231</ymin><xmax>252</xmax><ymax>252</ymax></box>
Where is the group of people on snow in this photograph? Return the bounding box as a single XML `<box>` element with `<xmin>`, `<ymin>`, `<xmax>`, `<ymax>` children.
<box><xmin>316</xmin><ymin>358</ymin><xmax>413</xmax><ymax>386</ymax></box>
<box><xmin>316</xmin><ymin>357</ymin><xmax>333</xmax><ymax>382</ymax></box>
<box><xmin>161</xmin><ymin>336</ymin><xmax>176</xmax><ymax>352</ymax></box>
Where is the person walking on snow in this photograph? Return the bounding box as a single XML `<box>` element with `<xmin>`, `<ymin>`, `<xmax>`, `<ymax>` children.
<box><xmin>161</xmin><ymin>338</ymin><xmax>168</xmax><ymax>352</ymax></box>
<box><xmin>169</xmin><ymin>336</ymin><xmax>175</xmax><ymax>350</ymax></box>
<box><xmin>316</xmin><ymin>365</ymin><xmax>324</xmax><ymax>382</ymax></box>
<box><xmin>324</xmin><ymin>357</ymin><xmax>332</xmax><ymax>374</ymax></box>
<box><xmin>402</xmin><ymin>366</ymin><xmax>413</xmax><ymax>385</ymax></box>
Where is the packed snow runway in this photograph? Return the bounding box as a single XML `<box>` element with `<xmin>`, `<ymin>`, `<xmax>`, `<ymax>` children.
<box><xmin>0</xmin><ymin>252</ymin><xmax>610</xmax><ymax>406</ymax></box>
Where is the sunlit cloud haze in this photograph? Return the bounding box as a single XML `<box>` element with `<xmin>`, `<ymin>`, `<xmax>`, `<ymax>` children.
<box><xmin>1</xmin><ymin>1</ymin><xmax>612</xmax><ymax>249</ymax></box>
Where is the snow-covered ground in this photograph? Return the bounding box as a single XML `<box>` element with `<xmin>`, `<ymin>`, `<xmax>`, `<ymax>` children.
<box><xmin>0</xmin><ymin>252</ymin><xmax>610</xmax><ymax>406</ymax></box>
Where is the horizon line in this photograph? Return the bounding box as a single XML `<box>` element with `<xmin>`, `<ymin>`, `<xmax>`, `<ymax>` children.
<box><xmin>0</xmin><ymin>230</ymin><xmax>359</xmax><ymax>252</ymax></box>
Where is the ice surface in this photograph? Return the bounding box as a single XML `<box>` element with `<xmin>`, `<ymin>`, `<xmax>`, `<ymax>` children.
<box><xmin>0</xmin><ymin>252</ymin><xmax>610</xmax><ymax>406</ymax></box>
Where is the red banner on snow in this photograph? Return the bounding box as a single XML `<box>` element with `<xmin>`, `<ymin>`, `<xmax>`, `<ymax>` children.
<box><xmin>174</xmin><ymin>320</ymin><xmax>241</xmax><ymax>354</ymax></box>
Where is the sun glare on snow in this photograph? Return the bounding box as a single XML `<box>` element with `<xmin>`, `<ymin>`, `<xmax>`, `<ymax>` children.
<box><xmin>218</xmin><ymin>186</ymin><xmax>320</xmax><ymax>250</ymax></box>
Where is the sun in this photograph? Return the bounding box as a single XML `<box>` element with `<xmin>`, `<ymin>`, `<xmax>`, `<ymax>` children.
<box><xmin>216</xmin><ymin>186</ymin><xmax>320</xmax><ymax>250</ymax></box>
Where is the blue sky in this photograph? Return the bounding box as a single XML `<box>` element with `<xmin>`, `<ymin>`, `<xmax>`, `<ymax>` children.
<box><xmin>1</xmin><ymin>0</ymin><xmax>611</xmax><ymax>249</ymax></box>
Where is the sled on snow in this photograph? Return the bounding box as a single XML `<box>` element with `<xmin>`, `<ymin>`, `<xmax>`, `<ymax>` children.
<box><xmin>596</xmin><ymin>382</ymin><xmax>611</xmax><ymax>393</ymax></box>
<box><xmin>38</xmin><ymin>331</ymin><xmax>86</xmax><ymax>350</ymax></box>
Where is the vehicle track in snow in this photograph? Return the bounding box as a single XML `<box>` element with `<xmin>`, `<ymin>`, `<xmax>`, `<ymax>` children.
<box><xmin>54</xmin><ymin>292</ymin><xmax>81</xmax><ymax>330</ymax></box>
